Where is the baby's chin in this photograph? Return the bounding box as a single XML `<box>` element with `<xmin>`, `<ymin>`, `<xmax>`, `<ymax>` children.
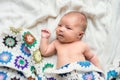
<box><xmin>57</xmin><ymin>38</ymin><xmax>74</xmax><ymax>44</ymax></box>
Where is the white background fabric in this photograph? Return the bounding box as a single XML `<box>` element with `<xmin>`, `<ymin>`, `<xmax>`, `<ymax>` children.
<box><xmin>0</xmin><ymin>0</ymin><xmax>120</xmax><ymax>70</ymax></box>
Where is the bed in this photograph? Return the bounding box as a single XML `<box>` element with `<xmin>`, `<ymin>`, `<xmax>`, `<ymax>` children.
<box><xmin>0</xmin><ymin>0</ymin><xmax>120</xmax><ymax>80</ymax></box>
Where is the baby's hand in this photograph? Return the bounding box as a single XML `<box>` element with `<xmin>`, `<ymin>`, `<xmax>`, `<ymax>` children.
<box><xmin>41</xmin><ymin>28</ymin><xmax>51</xmax><ymax>39</ymax></box>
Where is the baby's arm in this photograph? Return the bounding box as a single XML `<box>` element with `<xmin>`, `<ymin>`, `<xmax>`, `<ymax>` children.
<box><xmin>40</xmin><ymin>29</ymin><xmax>56</xmax><ymax>57</ymax></box>
<box><xmin>84</xmin><ymin>45</ymin><xmax>102</xmax><ymax>69</ymax></box>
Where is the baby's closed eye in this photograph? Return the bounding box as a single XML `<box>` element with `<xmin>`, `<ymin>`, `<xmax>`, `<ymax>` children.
<box><xmin>66</xmin><ymin>26</ymin><xmax>72</xmax><ymax>30</ymax></box>
<box><xmin>58</xmin><ymin>24</ymin><xmax>62</xmax><ymax>27</ymax></box>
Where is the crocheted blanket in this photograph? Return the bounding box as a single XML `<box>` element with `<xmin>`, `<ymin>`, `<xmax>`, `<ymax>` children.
<box><xmin>44</xmin><ymin>61</ymin><xmax>104</xmax><ymax>80</ymax></box>
<box><xmin>0</xmin><ymin>27</ymin><xmax>39</xmax><ymax>80</ymax></box>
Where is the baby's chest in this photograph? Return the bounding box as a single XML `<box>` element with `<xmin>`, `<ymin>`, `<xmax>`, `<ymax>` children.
<box><xmin>56</xmin><ymin>45</ymin><xmax>85</xmax><ymax>54</ymax></box>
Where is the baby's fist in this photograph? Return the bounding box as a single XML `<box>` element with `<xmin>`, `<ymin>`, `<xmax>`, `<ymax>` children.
<box><xmin>41</xmin><ymin>29</ymin><xmax>51</xmax><ymax>39</ymax></box>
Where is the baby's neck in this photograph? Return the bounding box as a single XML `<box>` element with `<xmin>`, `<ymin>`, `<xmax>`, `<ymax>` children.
<box><xmin>58</xmin><ymin>40</ymin><xmax>81</xmax><ymax>44</ymax></box>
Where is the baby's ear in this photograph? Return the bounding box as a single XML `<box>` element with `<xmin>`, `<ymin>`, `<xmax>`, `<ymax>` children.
<box><xmin>78</xmin><ymin>31</ymin><xmax>84</xmax><ymax>39</ymax></box>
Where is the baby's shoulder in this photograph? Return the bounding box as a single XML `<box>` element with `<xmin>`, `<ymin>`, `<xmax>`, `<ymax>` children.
<box><xmin>52</xmin><ymin>39</ymin><xmax>61</xmax><ymax>46</ymax></box>
<box><xmin>53</xmin><ymin>39</ymin><xmax>59</xmax><ymax>44</ymax></box>
<box><xmin>77</xmin><ymin>41</ymin><xmax>87</xmax><ymax>45</ymax></box>
<box><xmin>77</xmin><ymin>41</ymin><xmax>89</xmax><ymax>48</ymax></box>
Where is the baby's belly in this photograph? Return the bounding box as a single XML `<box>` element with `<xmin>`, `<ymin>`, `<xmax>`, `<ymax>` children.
<box><xmin>57</xmin><ymin>56</ymin><xmax>86</xmax><ymax>68</ymax></box>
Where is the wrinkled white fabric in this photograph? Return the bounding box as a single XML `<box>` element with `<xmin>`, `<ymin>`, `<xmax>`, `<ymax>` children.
<box><xmin>0</xmin><ymin>0</ymin><xmax>120</xmax><ymax>78</ymax></box>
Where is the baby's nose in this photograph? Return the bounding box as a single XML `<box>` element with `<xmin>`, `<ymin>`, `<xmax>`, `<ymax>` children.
<box><xmin>59</xmin><ymin>26</ymin><xmax>65</xmax><ymax>32</ymax></box>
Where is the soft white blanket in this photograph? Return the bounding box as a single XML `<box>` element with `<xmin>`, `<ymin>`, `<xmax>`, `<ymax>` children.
<box><xmin>0</xmin><ymin>0</ymin><xmax>120</xmax><ymax>79</ymax></box>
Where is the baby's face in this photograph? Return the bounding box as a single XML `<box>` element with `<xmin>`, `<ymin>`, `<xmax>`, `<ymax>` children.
<box><xmin>56</xmin><ymin>14</ymin><xmax>84</xmax><ymax>43</ymax></box>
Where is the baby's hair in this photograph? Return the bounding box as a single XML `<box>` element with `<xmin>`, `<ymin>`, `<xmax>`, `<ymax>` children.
<box><xmin>79</xmin><ymin>12</ymin><xmax>87</xmax><ymax>32</ymax></box>
<box><xmin>65</xmin><ymin>11</ymin><xmax>87</xmax><ymax>32</ymax></box>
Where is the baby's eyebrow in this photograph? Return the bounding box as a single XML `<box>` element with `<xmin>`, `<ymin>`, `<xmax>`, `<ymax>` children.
<box><xmin>58</xmin><ymin>22</ymin><xmax>62</xmax><ymax>24</ymax></box>
<box><xmin>65</xmin><ymin>25</ymin><xmax>70</xmax><ymax>27</ymax></box>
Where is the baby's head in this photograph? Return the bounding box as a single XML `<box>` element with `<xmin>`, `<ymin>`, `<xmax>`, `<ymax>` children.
<box><xmin>56</xmin><ymin>11</ymin><xmax>87</xmax><ymax>43</ymax></box>
<box><xmin>63</xmin><ymin>11</ymin><xmax>87</xmax><ymax>31</ymax></box>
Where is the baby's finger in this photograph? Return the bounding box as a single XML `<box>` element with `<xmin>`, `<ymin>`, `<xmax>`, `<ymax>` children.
<box><xmin>41</xmin><ymin>29</ymin><xmax>50</xmax><ymax>33</ymax></box>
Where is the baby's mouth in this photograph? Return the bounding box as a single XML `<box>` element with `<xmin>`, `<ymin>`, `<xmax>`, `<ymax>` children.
<box><xmin>58</xmin><ymin>34</ymin><xmax>64</xmax><ymax>37</ymax></box>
